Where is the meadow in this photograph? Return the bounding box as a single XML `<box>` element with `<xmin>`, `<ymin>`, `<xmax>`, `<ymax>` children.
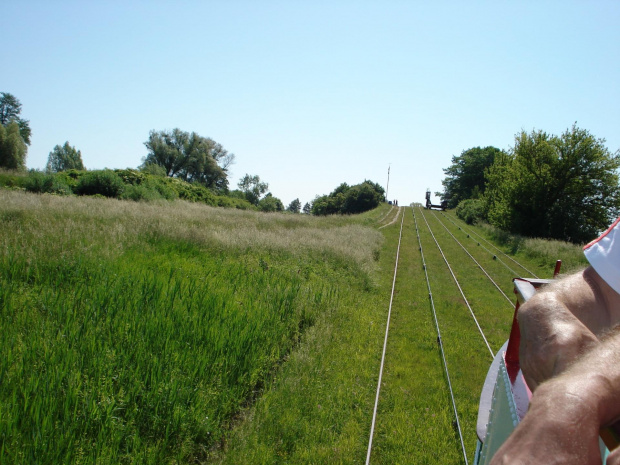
<box><xmin>0</xmin><ymin>190</ymin><xmax>383</xmax><ymax>463</ymax></box>
<box><xmin>0</xmin><ymin>191</ymin><xmax>588</xmax><ymax>464</ymax></box>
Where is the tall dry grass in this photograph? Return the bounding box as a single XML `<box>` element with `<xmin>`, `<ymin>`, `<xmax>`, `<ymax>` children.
<box><xmin>0</xmin><ymin>190</ymin><xmax>382</xmax><ymax>273</ymax></box>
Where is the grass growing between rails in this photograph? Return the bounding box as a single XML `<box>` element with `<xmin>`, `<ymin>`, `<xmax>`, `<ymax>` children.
<box><xmin>0</xmin><ymin>191</ymin><xmax>384</xmax><ymax>463</ymax></box>
<box><xmin>442</xmin><ymin>211</ymin><xmax>588</xmax><ymax>275</ymax></box>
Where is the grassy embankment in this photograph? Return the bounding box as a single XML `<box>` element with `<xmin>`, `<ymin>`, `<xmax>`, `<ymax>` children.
<box><xmin>0</xmin><ymin>190</ymin><xmax>588</xmax><ymax>464</ymax></box>
<box><xmin>0</xmin><ymin>190</ymin><xmax>386</xmax><ymax>463</ymax></box>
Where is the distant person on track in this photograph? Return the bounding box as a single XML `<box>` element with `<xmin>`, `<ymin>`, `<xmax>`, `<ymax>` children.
<box><xmin>491</xmin><ymin>218</ymin><xmax>620</xmax><ymax>464</ymax></box>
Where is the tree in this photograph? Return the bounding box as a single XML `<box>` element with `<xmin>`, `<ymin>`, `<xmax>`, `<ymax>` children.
<box><xmin>46</xmin><ymin>142</ymin><xmax>85</xmax><ymax>172</ymax></box>
<box><xmin>441</xmin><ymin>146</ymin><xmax>502</xmax><ymax>208</ymax></box>
<box><xmin>258</xmin><ymin>193</ymin><xmax>284</xmax><ymax>212</ymax></box>
<box><xmin>343</xmin><ymin>182</ymin><xmax>385</xmax><ymax>213</ymax></box>
<box><xmin>142</xmin><ymin>129</ymin><xmax>230</xmax><ymax>190</ymax></box>
<box><xmin>0</xmin><ymin>122</ymin><xmax>27</xmax><ymax>170</ymax></box>
<box><xmin>287</xmin><ymin>198</ymin><xmax>301</xmax><ymax>213</ymax></box>
<box><xmin>302</xmin><ymin>202</ymin><xmax>312</xmax><ymax>214</ymax></box>
<box><xmin>311</xmin><ymin>180</ymin><xmax>384</xmax><ymax>215</ymax></box>
<box><xmin>484</xmin><ymin>124</ymin><xmax>620</xmax><ymax>243</ymax></box>
<box><xmin>0</xmin><ymin>92</ymin><xmax>31</xmax><ymax>146</ymax></box>
<box><xmin>237</xmin><ymin>174</ymin><xmax>268</xmax><ymax>206</ymax></box>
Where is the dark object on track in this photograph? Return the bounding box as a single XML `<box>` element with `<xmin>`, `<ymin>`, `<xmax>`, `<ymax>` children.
<box><xmin>425</xmin><ymin>189</ymin><xmax>447</xmax><ymax>210</ymax></box>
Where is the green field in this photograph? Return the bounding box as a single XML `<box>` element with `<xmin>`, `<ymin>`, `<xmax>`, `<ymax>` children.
<box><xmin>0</xmin><ymin>192</ymin><xmax>587</xmax><ymax>464</ymax></box>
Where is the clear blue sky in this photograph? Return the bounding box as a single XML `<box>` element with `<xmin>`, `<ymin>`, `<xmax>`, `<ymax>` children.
<box><xmin>3</xmin><ymin>1</ymin><xmax>619</xmax><ymax>207</ymax></box>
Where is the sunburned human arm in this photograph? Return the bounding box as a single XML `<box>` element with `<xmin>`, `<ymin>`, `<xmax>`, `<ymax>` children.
<box><xmin>490</xmin><ymin>326</ymin><xmax>620</xmax><ymax>465</ymax></box>
<box><xmin>518</xmin><ymin>266</ymin><xmax>620</xmax><ymax>390</ymax></box>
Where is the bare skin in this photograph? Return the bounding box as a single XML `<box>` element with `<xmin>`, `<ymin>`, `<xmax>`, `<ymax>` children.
<box><xmin>490</xmin><ymin>327</ymin><xmax>620</xmax><ymax>464</ymax></box>
<box><xmin>490</xmin><ymin>267</ymin><xmax>620</xmax><ymax>464</ymax></box>
<box><xmin>518</xmin><ymin>267</ymin><xmax>620</xmax><ymax>390</ymax></box>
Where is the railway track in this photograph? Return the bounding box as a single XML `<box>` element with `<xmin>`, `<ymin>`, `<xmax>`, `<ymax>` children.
<box><xmin>366</xmin><ymin>206</ymin><xmax>543</xmax><ymax>464</ymax></box>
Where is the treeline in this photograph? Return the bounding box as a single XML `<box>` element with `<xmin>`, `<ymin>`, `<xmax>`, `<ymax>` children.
<box><xmin>441</xmin><ymin>124</ymin><xmax>620</xmax><ymax>244</ymax></box>
<box><xmin>0</xmin><ymin>92</ymin><xmax>297</xmax><ymax>212</ymax></box>
<box><xmin>2</xmin><ymin>91</ymin><xmax>388</xmax><ymax>216</ymax></box>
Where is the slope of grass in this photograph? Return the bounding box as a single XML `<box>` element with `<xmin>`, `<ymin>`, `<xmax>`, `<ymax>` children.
<box><xmin>2</xmin><ymin>192</ymin><xmax>589</xmax><ymax>464</ymax></box>
<box><xmin>444</xmin><ymin>212</ymin><xmax>588</xmax><ymax>274</ymax></box>
<box><xmin>0</xmin><ymin>190</ymin><xmax>384</xmax><ymax>463</ymax></box>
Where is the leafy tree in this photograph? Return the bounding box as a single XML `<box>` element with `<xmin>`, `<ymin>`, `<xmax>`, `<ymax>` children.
<box><xmin>484</xmin><ymin>124</ymin><xmax>620</xmax><ymax>243</ymax></box>
<box><xmin>0</xmin><ymin>122</ymin><xmax>27</xmax><ymax>170</ymax></box>
<box><xmin>237</xmin><ymin>174</ymin><xmax>268</xmax><ymax>206</ymax></box>
<box><xmin>343</xmin><ymin>182</ymin><xmax>384</xmax><ymax>213</ymax></box>
<box><xmin>441</xmin><ymin>146</ymin><xmax>502</xmax><ymax>208</ymax></box>
<box><xmin>46</xmin><ymin>142</ymin><xmax>85</xmax><ymax>172</ymax></box>
<box><xmin>258</xmin><ymin>193</ymin><xmax>284</xmax><ymax>212</ymax></box>
<box><xmin>302</xmin><ymin>202</ymin><xmax>311</xmax><ymax>214</ymax></box>
<box><xmin>142</xmin><ymin>129</ymin><xmax>230</xmax><ymax>190</ymax></box>
<box><xmin>312</xmin><ymin>180</ymin><xmax>384</xmax><ymax>215</ymax></box>
<box><xmin>287</xmin><ymin>198</ymin><xmax>301</xmax><ymax>213</ymax></box>
<box><xmin>0</xmin><ymin>92</ymin><xmax>31</xmax><ymax>146</ymax></box>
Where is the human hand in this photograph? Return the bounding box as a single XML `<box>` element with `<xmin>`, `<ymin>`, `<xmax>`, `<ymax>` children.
<box><xmin>518</xmin><ymin>292</ymin><xmax>599</xmax><ymax>391</ymax></box>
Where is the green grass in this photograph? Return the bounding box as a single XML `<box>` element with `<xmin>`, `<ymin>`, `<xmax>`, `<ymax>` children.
<box><xmin>0</xmin><ymin>190</ymin><xmax>383</xmax><ymax>463</ymax></box>
<box><xmin>1</xmin><ymin>192</ymin><xmax>589</xmax><ymax>464</ymax></box>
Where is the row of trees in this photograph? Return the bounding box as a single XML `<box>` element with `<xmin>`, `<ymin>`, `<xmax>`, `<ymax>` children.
<box><xmin>231</xmin><ymin>174</ymin><xmax>309</xmax><ymax>213</ymax></box>
<box><xmin>441</xmin><ymin>124</ymin><xmax>620</xmax><ymax>243</ymax></box>
<box><xmin>2</xmin><ymin>92</ymin><xmax>383</xmax><ymax>217</ymax></box>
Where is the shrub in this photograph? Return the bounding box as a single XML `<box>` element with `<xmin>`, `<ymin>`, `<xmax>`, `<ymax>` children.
<box><xmin>114</xmin><ymin>168</ymin><xmax>146</xmax><ymax>186</ymax></box>
<box><xmin>456</xmin><ymin>198</ymin><xmax>486</xmax><ymax>224</ymax></box>
<box><xmin>24</xmin><ymin>171</ymin><xmax>72</xmax><ymax>195</ymax></box>
<box><xmin>139</xmin><ymin>162</ymin><xmax>167</xmax><ymax>177</ymax></box>
<box><xmin>0</xmin><ymin>170</ymin><xmax>28</xmax><ymax>189</ymax></box>
<box><xmin>74</xmin><ymin>170</ymin><xmax>124</xmax><ymax>198</ymax></box>
<box><xmin>144</xmin><ymin>177</ymin><xmax>178</xmax><ymax>201</ymax></box>
<box><xmin>120</xmin><ymin>184</ymin><xmax>164</xmax><ymax>202</ymax></box>
<box><xmin>312</xmin><ymin>180</ymin><xmax>384</xmax><ymax>215</ymax></box>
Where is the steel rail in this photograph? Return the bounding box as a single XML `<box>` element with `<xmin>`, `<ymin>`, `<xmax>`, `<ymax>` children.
<box><xmin>440</xmin><ymin>211</ymin><xmax>538</xmax><ymax>279</ymax></box>
<box><xmin>419</xmin><ymin>208</ymin><xmax>494</xmax><ymax>358</ymax></box>
<box><xmin>412</xmin><ymin>206</ymin><xmax>469</xmax><ymax>465</ymax></box>
<box><xmin>365</xmin><ymin>206</ymin><xmax>405</xmax><ymax>465</ymax></box>
<box><xmin>429</xmin><ymin>212</ymin><xmax>514</xmax><ymax>306</ymax></box>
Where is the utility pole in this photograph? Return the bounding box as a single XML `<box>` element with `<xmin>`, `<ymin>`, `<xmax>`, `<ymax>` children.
<box><xmin>386</xmin><ymin>164</ymin><xmax>391</xmax><ymax>202</ymax></box>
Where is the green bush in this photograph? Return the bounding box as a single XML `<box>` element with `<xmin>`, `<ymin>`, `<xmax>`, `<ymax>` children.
<box><xmin>120</xmin><ymin>184</ymin><xmax>164</xmax><ymax>202</ymax></box>
<box><xmin>0</xmin><ymin>170</ymin><xmax>27</xmax><ymax>189</ymax></box>
<box><xmin>24</xmin><ymin>171</ymin><xmax>72</xmax><ymax>195</ymax></box>
<box><xmin>456</xmin><ymin>198</ymin><xmax>486</xmax><ymax>224</ymax></box>
<box><xmin>145</xmin><ymin>177</ymin><xmax>178</xmax><ymax>201</ymax></box>
<box><xmin>312</xmin><ymin>180</ymin><xmax>384</xmax><ymax>215</ymax></box>
<box><xmin>139</xmin><ymin>162</ymin><xmax>168</xmax><ymax>177</ymax></box>
<box><xmin>214</xmin><ymin>195</ymin><xmax>254</xmax><ymax>210</ymax></box>
<box><xmin>74</xmin><ymin>170</ymin><xmax>124</xmax><ymax>198</ymax></box>
<box><xmin>114</xmin><ymin>168</ymin><xmax>146</xmax><ymax>186</ymax></box>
